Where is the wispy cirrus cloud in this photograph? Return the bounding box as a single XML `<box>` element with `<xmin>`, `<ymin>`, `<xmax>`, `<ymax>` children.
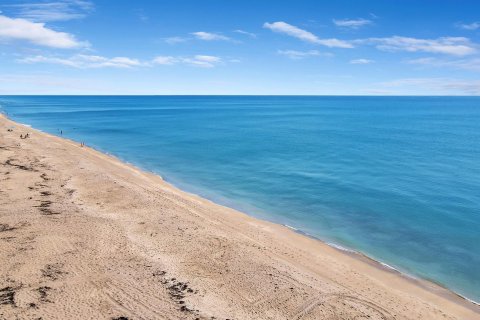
<box><xmin>2</xmin><ymin>0</ymin><xmax>93</xmax><ymax>22</ymax></box>
<box><xmin>407</xmin><ymin>57</ymin><xmax>480</xmax><ymax>72</ymax></box>
<box><xmin>234</xmin><ymin>29</ymin><xmax>256</xmax><ymax>38</ymax></box>
<box><xmin>165</xmin><ymin>31</ymin><xmax>237</xmax><ymax>44</ymax></box>
<box><xmin>0</xmin><ymin>14</ymin><xmax>87</xmax><ymax>48</ymax></box>
<box><xmin>191</xmin><ymin>31</ymin><xmax>230</xmax><ymax>41</ymax></box>
<box><xmin>350</xmin><ymin>58</ymin><xmax>374</xmax><ymax>64</ymax></box>
<box><xmin>278</xmin><ymin>49</ymin><xmax>331</xmax><ymax>59</ymax></box>
<box><xmin>359</xmin><ymin>36</ymin><xmax>477</xmax><ymax>56</ymax></box>
<box><xmin>134</xmin><ymin>8</ymin><xmax>148</xmax><ymax>22</ymax></box>
<box><xmin>152</xmin><ymin>56</ymin><xmax>177</xmax><ymax>65</ymax></box>
<box><xmin>163</xmin><ymin>36</ymin><xmax>188</xmax><ymax>45</ymax></box>
<box><xmin>18</xmin><ymin>54</ymin><xmax>143</xmax><ymax>68</ymax></box>
<box><xmin>154</xmin><ymin>55</ymin><xmax>222</xmax><ymax>67</ymax></box>
<box><xmin>263</xmin><ymin>21</ymin><xmax>353</xmax><ymax>48</ymax></box>
<box><xmin>333</xmin><ymin>18</ymin><xmax>372</xmax><ymax>29</ymax></box>
<box><xmin>263</xmin><ymin>21</ymin><xmax>477</xmax><ymax>57</ymax></box>
<box><xmin>456</xmin><ymin>22</ymin><xmax>480</xmax><ymax>30</ymax></box>
<box><xmin>19</xmin><ymin>54</ymin><xmax>224</xmax><ymax>68</ymax></box>
<box><xmin>182</xmin><ymin>55</ymin><xmax>221</xmax><ymax>67</ymax></box>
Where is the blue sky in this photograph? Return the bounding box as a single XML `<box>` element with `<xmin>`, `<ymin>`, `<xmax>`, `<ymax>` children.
<box><xmin>1</xmin><ymin>0</ymin><xmax>480</xmax><ymax>95</ymax></box>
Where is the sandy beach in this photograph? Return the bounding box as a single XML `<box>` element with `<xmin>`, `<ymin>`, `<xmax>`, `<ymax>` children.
<box><xmin>0</xmin><ymin>114</ymin><xmax>479</xmax><ymax>320</ymax></box>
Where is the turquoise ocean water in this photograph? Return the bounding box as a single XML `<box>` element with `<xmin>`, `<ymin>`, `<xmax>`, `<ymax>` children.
<box><xmin>1</xmin><ymin>96</ymin><xmax>479</xmax><ymax>302</ymax></box>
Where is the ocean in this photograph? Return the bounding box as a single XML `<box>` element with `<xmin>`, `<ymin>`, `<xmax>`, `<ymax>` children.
<box><xmin>1</xmin><ymin>95</ymin><xmax>479</xmax><ymax>302</ymax></box>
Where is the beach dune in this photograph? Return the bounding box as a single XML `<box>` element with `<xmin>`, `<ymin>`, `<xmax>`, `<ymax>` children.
<box><xmin>1</xmin><ymin>114</ymin><xmax>479</xmax><ymax>319</ymax></box>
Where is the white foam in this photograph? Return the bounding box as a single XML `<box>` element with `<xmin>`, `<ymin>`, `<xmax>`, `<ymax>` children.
<box><xmin>284</xmin><ymin>224</ymin><xmax>298</xmax><ymax>231</ymax></box>
<box><xmin>326</xmin><ymin>242</ymin><xmax>356</xmax><ymax>253</ymax></box>
<box><xmin>463</xmin><ymin>295</ymin><xmax>480</xmax><ymax>306</ymax></box>
<box><xmin>379</xmin><ymin>261</ymin><xmax>398</xmax><ymax>271</ymax></box>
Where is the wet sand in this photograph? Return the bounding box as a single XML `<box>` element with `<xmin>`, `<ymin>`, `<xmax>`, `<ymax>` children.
<box><xmin>1</xmin><ymin>114</ymin><xmax>479</xmax><ymax>320</ymax></box>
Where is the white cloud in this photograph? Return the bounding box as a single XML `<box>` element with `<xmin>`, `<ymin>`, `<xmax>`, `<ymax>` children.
<box><xmin>263</xmin><ymin>22</ymin><xmax>477</xmax><ymax>56</ymax></box>
<box><xmin>152</xmin><ymin>55</ymin><xmax>222</xmax><ymax>68</ymax></box>
<box><xmin>263</xmin><ymin>21</ymin><xmax>353</xmax><ymax>48</ymax></box>
<box><xmin>163</xmin><ymin>36</ymin><xmax>187</xmax><ymax>44</ymax></box>
<box><xmin>264</xmin><ymin>21</ymin><xmax>317</xmax><ymax>42</ymax></box>
<box><xmin>105</xmin><ymin>57</ymin><xmax>143</xmax><ymax>67</ymax></box>
<box><xmin>182</xmin><ymin>55</ymin><xmax>222</xmax><ymax>67</ymax></box>
<box><xmin>350</xmin><ymin>58</ymin><xmax>374</xmax><ymax>64</ymax></box>
<box><xmin>441</xmin><ymin>80</ymin><xmax>480</xmax><ymax>94</ymax></box>
<box><xmin>3</xmin><ymin>0</ymin><xmax>94</xmax><ymax>22</ymax></box>
<box><xmin>18</xmin><ymin>54</ymin><xmax>143</xmax><ymax>68</ymax></box>
<box><xmin>456</xmin><ymin>22</ymin><xmax>480</xmax><ymax>30</ymax></box>
<box><xmin>167</xmin><ymin>31</ymin><xmax>236</xmax><ymax>44</ymax></box>
<box><xmin>152</xmin><ymin>56</ymin><xmax>177</xmax><ymax>65</ymax></box>
<box><xmin>407</xmin><ymin>57</ymin><xmax>480</xmax><ymax>72</ymax></box>
<box><xmin>135</xmin><ymin>9</ymin><xmax>148</xmax><ymax>22</ymax></box>
<box><xmin>362</xmin><ymin>36</ymin><xmax>476</xmax><ymax>56</ymax></box>
<box><xmin>191</xmin><ymin>31</ymin><xmax>230</xmax><ymax>41</ymax></box>
<box><xmin>333</xmin><ymin>18</ymin><xmax>372</xmax><ymax>29</ymax></box>
<box><xmin>234</xmin><ymin>29</ymin><xmax>256</xmax><ymax>38</ymax></box>
<box><xmin>278</xmin><ymin>49</ymin><xmax>331</xmax><ymax>59</ymax></box>
<box><xmin>0</xmin><ymin>14</ymin><xmax>86</xmax><ymax>48</ymax></box>
<box><xmin>20</xmin><ymin>53</ymin><xmax>225</xmax><ymax>69</ymax></box>
<box><xmin>194</xmin><ymin>55</ymin><xmax>220</xmax><ymax>63</ymax></box>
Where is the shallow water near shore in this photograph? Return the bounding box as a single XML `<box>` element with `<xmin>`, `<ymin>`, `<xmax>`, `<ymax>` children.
<box><xmin>1</xmin><ymin>95</ymin><xmax>479</xmax><ymax>302</ymax></box>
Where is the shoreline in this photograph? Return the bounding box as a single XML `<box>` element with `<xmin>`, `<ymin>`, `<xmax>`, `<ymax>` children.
<box><xmin>1</xmin><ymin>113</ymin><xmax>479</xmax><ymax>319</ymax></box>
<box><xmin>11</xmin><ymin>113</ymin><xmax>479</xmax><ymax>306</ymax></box>
<box><xmin>283</xmin><ymin>224</ymin><xmax>480</xmax><ymax>308</ymax></box>
<box><xmin>3</xmin><ymin>113</ymin><xmax>479</xmax><ymax>311</ymax></box>
<box><xmin>8</xmin><ymin>114</ymin><xmax>478</xmax><ymax>307</ymax></box>
<box><xmin>155</xmin><ymin>172</ymin><xmax>480</xmax><ymax>311</ymax></box>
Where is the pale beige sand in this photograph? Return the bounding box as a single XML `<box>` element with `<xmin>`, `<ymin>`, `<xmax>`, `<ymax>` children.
<box><xmin>0</xmin><ymin>114</ymin><xmax>479</xmax><ymax>320</ymax></box>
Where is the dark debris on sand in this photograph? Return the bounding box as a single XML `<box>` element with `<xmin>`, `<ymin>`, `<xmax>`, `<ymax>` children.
<box><xmin>41</xmin><ymin>264</ymin><xmax>67</xmax><ymax>281</ymax></box>
<box><xmin>0</xmin><ymin>224</ymin><xmax>16</xmax><ymax>232</ymax></box>
<box><xmin>153</xmin><ymin>270</ymin><xmax>207</xmax><ymax>317</ymax></box>
<box><xmin>37</xmin><ymin>286</ymin><xmax>52</xmax><ymax>303</ymax></box>
<box><xmin>4</xmin><ymin>159</ymin><xmax>37</xmax><ymax>172</ymax></box>
<box><xmin>0</xmin><ymin>287</ymin><xmax>16</xmax><ymax>306</ymax></box>
<box><xmin>34</xmin><ymin>200</ymin><xmax>59</xmax><ymax>215</ymax></box>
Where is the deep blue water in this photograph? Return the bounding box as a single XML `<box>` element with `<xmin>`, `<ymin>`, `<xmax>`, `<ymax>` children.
<box><xmin>1</xmin><ymin>96</ymin><xmax>479</xmax><ymax>302</ymax></box>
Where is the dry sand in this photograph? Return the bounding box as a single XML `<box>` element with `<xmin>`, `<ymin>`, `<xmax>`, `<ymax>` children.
<box><xmin>1</xmin><ymin>114</ymin><xmax>479</xmax><ymax>320</ymax></box>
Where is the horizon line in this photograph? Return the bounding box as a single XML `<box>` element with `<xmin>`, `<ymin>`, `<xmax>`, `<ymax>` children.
<box><xmin>1</xmin><ymin>94</ymin><xmax>480</xmax><ymax>97</ymax></box>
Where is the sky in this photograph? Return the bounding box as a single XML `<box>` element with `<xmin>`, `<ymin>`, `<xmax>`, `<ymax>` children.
<box><xmin>1</xmin><ymin>0</ymin><xmax>480</xmax><ymax>95</ymax></box>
